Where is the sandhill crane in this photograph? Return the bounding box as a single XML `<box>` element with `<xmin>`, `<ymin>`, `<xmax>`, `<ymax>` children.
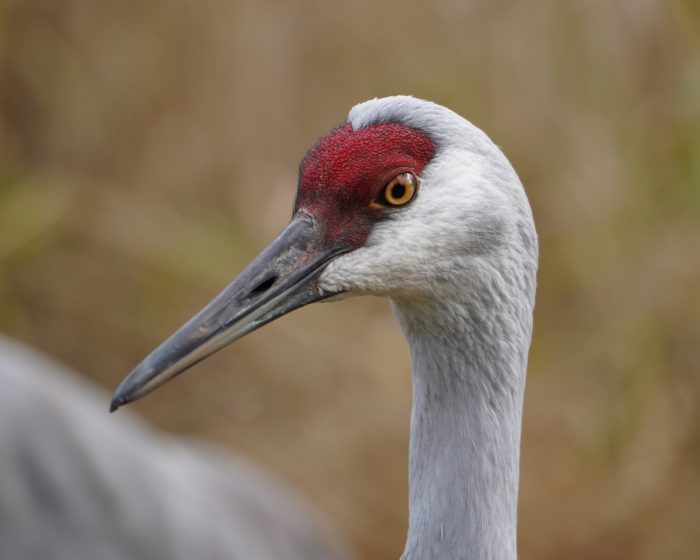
<box><xmin>112</xmin><ymin>96</ymin><xmax>538</xmax><ymax>559</ymax></box>
<box><xmin>0</xmin><ymin>335</ymin><xmax>348</xmax><ymax>560</ymax></box>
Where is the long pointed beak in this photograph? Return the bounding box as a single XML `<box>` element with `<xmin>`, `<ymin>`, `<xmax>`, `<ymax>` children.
<box><xmin>110</xmin><ymin>213</ymin><xmax>345</xmax><ymax>412</ymax></box>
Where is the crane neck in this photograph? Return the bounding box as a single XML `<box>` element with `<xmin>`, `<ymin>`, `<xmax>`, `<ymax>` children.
<box><xmin>392</xmin><ymin>289</ymin><xmax>533</xmax><ymax>560</ymax></box>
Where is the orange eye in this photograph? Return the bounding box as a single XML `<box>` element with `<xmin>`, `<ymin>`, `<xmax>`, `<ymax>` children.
<box><xmin>375</xmin><ymin>172</ymin><xmax>417</xmax><ymax>207</ymax></box>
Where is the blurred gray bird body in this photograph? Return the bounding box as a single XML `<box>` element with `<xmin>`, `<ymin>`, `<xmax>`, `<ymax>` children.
<box><xmin>0</xmin><ymin>335</ymin><xmax>347</xmax><ymax>560</ymax></box>
<box><xmin>110</xmin><ymin>96</ymin><xmax>538</xmax><ymax>559</ymax></box>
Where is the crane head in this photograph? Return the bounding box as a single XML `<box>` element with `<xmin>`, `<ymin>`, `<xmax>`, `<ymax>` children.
<box><xmin>111</xmin><ymin>96</ymin><xmax>535</xmax><ymax>411</ymax></box>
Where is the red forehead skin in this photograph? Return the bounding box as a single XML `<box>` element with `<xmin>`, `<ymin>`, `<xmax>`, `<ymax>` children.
<box><xmin>294</xmin><ymin>122</ymin><xmax>435</xmax><ymax>248</ymax></box>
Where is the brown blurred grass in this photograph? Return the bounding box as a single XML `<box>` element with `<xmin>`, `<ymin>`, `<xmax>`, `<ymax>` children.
<box><xmin>1</xmin><ymin>0</ymin><xmax>699</xmax><ymax>558</ymax></box>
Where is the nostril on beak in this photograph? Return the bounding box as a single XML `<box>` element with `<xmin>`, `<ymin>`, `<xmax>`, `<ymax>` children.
<box><xmin>249</xmin><ymin>275</ymin><xmax>277</xmax><ymax>297</ymax></box>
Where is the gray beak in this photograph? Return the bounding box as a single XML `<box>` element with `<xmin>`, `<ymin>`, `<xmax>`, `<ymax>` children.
<box><xmin>110</xmin><ymin>212</ymin><xmax>346</xmax><ymax>412</ymax></box>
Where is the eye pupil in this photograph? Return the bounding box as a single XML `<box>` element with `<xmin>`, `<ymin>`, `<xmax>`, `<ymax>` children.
<box><xmin>391</xmin><ymin>183</ymin><xmax>406</xmax><ymax>200</ymax></box>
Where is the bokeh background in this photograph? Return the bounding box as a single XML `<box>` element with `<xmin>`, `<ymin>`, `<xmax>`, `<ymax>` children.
<box><xmin>1</xmin><ymin>0</ymin><xmax>699</xmax><ymax>558</ymax></box>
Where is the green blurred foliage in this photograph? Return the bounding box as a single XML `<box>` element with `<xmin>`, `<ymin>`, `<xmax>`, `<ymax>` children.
<box><xmin>1</xmin><ymin>1</ymin><xmax>699</xmax><ymax>558</ymax></box>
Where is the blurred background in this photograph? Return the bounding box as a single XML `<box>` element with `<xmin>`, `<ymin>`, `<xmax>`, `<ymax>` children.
<box><xmin>1</xmin><ymin>0</ymin><xmax>699</xmax><ymax>558</ymax></box>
